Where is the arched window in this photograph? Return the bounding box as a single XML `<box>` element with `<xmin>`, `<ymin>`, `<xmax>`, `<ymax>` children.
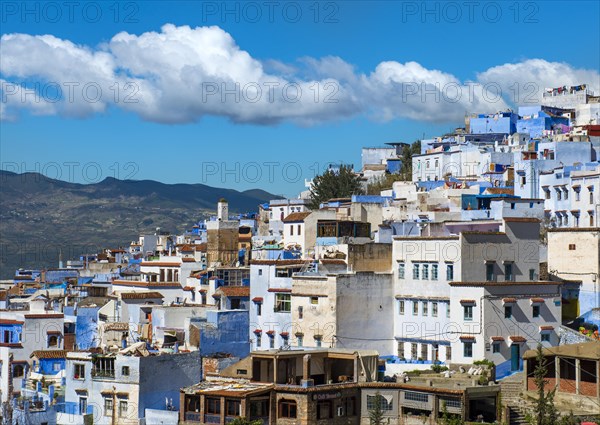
<box><xmin>48</xmin><ymin>335</ymin><xmax>59</xmax><ymax>347</ymax></box>
<box><xmin>278</xmin><ymin>399</ymin><xmax>297</xmax><ymax>418</ymax></box>
<box><xmin>13</xmin><ymin>364</ymin><xmax>25</xmax><ymax>378</ymax></box>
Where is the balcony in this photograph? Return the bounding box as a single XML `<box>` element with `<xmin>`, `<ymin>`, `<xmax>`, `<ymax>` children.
<box><xmin>91</xmin><ymin>369</ymin><xmax>115</xmax><ymax>379</ymax></box>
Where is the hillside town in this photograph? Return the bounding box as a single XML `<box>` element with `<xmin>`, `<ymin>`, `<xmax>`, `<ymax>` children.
<box><xmin>1</xmin><ymin>85</ymin><xmax>600</xmax><ymax>425</ymax></box>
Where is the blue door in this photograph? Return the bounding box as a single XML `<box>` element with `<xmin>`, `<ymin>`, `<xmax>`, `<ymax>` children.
<box><xmin>511</xmin><ymin>344</ymin><xmax>520</xmax><ymax>371</ymax></box>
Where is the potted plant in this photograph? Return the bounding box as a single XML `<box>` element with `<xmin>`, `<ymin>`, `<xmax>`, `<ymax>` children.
<box><xmin>417</xmin><ymin>357</ymin><xmax>424</xmax><ymax>364</ymax></box>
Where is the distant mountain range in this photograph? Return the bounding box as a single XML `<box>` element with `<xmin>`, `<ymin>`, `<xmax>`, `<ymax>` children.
<box><xmin>0</xmin><ymin>171</ymin><xmax>278</xmax><ymax>278</ymax></box>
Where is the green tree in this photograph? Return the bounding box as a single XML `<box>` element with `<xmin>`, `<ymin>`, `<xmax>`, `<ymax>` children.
<box><xmin>309</xmin><ymin>164</ymin><xmax>364</xmax><ymax>209</ymax></box>
<box><xmin>526</xmin><ymin>344</ymin><xmax>559</xmax><ymax>425</ymax></box>
<box><xmin>440</xmin><ymin>400</ymin><xmax>463</xmax><ymax>425</ymax></box>
<box><xmin>397</xmin><ymin>140</ymin><xmax>421</xmax><ymax>180</ymax></box>
<box><xmin>229</xmin><ymin>418</ymin><xmax>263</xmax><ymax>425</ymax></box>
<box><xmin>368</xmin><ymin>392</ymin><xmax>385</xmax><ymax>425</ymax></box>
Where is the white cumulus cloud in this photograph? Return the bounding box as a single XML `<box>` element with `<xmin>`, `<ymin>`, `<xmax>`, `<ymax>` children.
<box><xmin>1</xmin><ymin>24</ymin><xmax>598</xmax><ymax>125</ymax></box>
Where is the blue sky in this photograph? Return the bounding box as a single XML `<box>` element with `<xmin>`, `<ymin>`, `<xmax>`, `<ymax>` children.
<box><xmin>1</xmin><ymin>1</ymin><xmax>599</xmax><ymax>196</ymax></box>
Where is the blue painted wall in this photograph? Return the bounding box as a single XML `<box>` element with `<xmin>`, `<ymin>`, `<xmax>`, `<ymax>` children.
<box><xmin>470</xmin><ymin>113</ymin><xmax>518</xmax><ymax>134</ymax></box>
<box><xmin>0</xmin><ymin>323</ymin><xmax>22</xmax><ymax>343</ymax></box>
<box><xmin>75</xmin><ymin>306</ymin><xmax>100</xmax><ymax>350</ymax></box>
<box><xmin>200</xmin><ymin>310</ymin><xmax>249</xmax><ymax>358</ymax></box>
<box><xmin>39</xmin><ymin>358</ymin><xmax>66</xmax><ymax>375</ymax></box>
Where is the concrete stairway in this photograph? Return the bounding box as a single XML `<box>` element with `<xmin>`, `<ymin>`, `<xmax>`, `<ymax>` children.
<box><xmin>499</xmin><ymin>372</ymin><xmax>531</xmax><ymax>424</ymax></box>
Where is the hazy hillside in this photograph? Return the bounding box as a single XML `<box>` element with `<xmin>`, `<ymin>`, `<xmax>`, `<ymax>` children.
<box><xmin>0</xmin><ymin>171</ymin><xmax>277</xmax><ymax>278</ymax></box>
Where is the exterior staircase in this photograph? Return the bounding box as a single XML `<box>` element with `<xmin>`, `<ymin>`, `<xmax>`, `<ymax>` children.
<box><xmin>499</xmin><ymin>372</ymin><xmax>531</xmax><ymax>424</ymax></box>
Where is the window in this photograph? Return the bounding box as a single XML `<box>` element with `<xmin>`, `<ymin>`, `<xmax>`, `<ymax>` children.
<box><xmin>397</xmin><ymin>341</ymin><xmax>404</xmax><ymax>358</ymax></box>
<box><xmin>504</xmin><ymin>263</ymin><xmax>513</xmax><ymax>281</ymax></box>
<box><xmin>590</xmin><ymin>189</ymin><xmax>594</xmax><ymax>204</ymax></box>
<box><xmin>463</xmin><ymin>305</ymin><xmax>473</xmax><ymax>321</ymax></box>
<box><xmin>405</xmin><ymin>392</ymin><xmax>428</xmax><ymax>403</ymax></box>
<box><xmin>432</xmin><ymin>302</ymin><xmax>438</xmax><ymax>317</ymax></box>
<box><xmin>413</xmin><ymin>301</ymin><xmax>419</xmax><ymax>315</ymax></box>
<box><xmin>367</xmin><ymin>395</ymin><xmax>393</xmax><ymax>411</ymax></box>
<box><xmin>119</xmin><ymin>400</ymin><xmax>128</xmax><ymax>418</ymax></box>
<box><xmin>421</xmin><ymin>344</ymin><xmax>428</xmax><ymax>361</ymax></box>
<box><xmin>290</xmin><ymin>226</ymin><xmax>293</xmax><ymax>236</ymax></box>
<box><xmin>505</xmin><ymin>306</ymin><xmax>512</xmax><ymax>319</ymax></box>
<box><xmin>297</xmin><ymin>335</ymin><xmax>303</xmax><ymax>347</ymax></box>
<box><xmin>398</xmin><ymin>300</ymin><xmax>405</xmax><ymax>315</ymax></box>
<box><xmin>256</xmin><ymin>334</ymin><xmax>262</xmax><ymax>347</ymax></box>
<box><xmin>486</xmin><ymin>263</ymin><xmax>495</xmax><ymax>281</ymax></box>
<box><xmin>92</xmin><ymin>357</ymin><xmax>115</xmax><ymax>378</ymax></box>
<box><xmin>258</xmin><ymin>269</ymin><xmax>263</xmax><ymax>276</ymax></box>
<box><xmin>541</xmin><ymin>333</ymin><xmax>550</xmax><ymax>342</ymax></box>
<box><xmin>206</xmin><ymin>398</ymin><xmax>220</xmax><ymax>415</ymax></box>
<box><xmin>310</xmin><ymin>297</ymin><xmax>319</xmax><ymax>305</ymax></box>
<box><xmin>298</xmin><ymin>306</ymin><xmax>303</xmax><ymax>319</ymax></box>
<box><xmin>343</xmin><ymin>397</ymin><xmax>357</xmax><ymax>416</ymax></box>
<box><xmin>446</xmin><ymin>302</ymin><xmax>450</xmax><ymax>318</ymax></box>
<box><xmin>226</xmin><ymin>399</ymin><xmax>241</xmax><ymax>417</ymax></box>
<box><xmin>431</xmin><ymin>264</ymin><xmax>438</xmax><ymax>280</ymax></box>
<box><xmin>121</xmin><ymin>366</ymin><xmax>130</xmax><ymax>376</ymax></box>
<box><xmin>297</xmin><ymin>224</ymin><xmax>302</xmax><ymax>235</ymax></box>
<box><xmin>317</xmin><ymin>400</ymin><xmax>332</xmax><ymax>419</ymax></box>
<box><xmin>544</xmin><ymin>189</ymin><xmax>550</xmax><ymax>200</ymax></box>
<box><xmin>79</xmin><ymin>397</ymin><xmax>88</xmax><ymax>415</ymax></box>
<box><xmin>446</xmin><ymin>264</ymin><xmax>454</xmax><ymax>281</ymax></box>
<box><xmin>575</xmin><ymin>189</ymin><xmax>581</xmax><ymax>201</ymax></box>
<box><xmin>556</xmin><ymin>190</ymin><xmax>561</xmax><ymax>201</ymax></box>
<box><xmin>104</xmin><ymin>398</ymin><xmax>113</xmax><ymax>417</ymax></box>
<box><xmin>529</xmin><ymin>269</ymin><xmax>535</xmax><ymax>281</ymax></box>
<box><xmin>463</xmin><ymin>342</ymin><xmax>473</xmax><ymax>358</ymax></box>
<box><xmin>13</xmin><ymin>364</ymin><xmax>25</xmax><ymax>378</ymax></box>
<box><xmin>422</xmin><ymin>301</ymin><xmax>428</xmax><ymax>316</ymax></box>
<box><xmin>492</xmin><ymin>343</ymin><xmax>500</xmax><ymax>353</ymax></box>
<box><xmin>279</xmin><ymin>400</ymin><xmax>297</xmax><ymax>418</ymax></box>
<box><xmin>422</xmin><ymin>264</ymin><xmax>429</xmax><ymax>280</ymax></box>
<box><xmin>564</xmin><ymin>189</ymin><xmax>569</xmax><ymax>200</ymax></box>
<box><xmin>413</xmin><ymin>263</ymin><xmax>420</xmax><ymax>280</ymax></box>
<box><xmin>532</xmin><ymin>305</ymin><xmax>540</xmax><ymax>318</ymax></box>
<box><xmin>315</xmin><ymin>336</ymin><xmax>322</xmax><ymax>348</ymax></box>
<box><xmin>74</xmin><ymin>364</ymin><xmax>85</xmax><ymax>380</ymax></box>
<box><xmin>445</xmin><ymin>346</ymin><xmax>452</xmax><ymax>362</ymax></box>
<box><xmin>511</xmin><ymin>203</ymin><xmax>516</xmax><ymax>210</ymax></box>
<box><xmin>568</xmin><ymin>244</ymin><xmax>576</xmax><ymax>250</ymax></box>
<box><xmin>256</xmin><ymin>303</ymin><xmax>262</xmax><ymax>316</ymax></box>
<box><xmin>398</xmin><ymin>262</ymin><xmax>405</xmax><ymax>279</ymax></box>
<box><xmin>411</xmin><ymin>343</ymin><xmax>418</xmax><ymax>359</ymax></box>
<box><xmin>274</xmin><ymin>294</ymin><xmax>291</xmax><ymax>312</ymax></box>
<box><xmin>269</xmin><ymin>335</ymin><xmax>275</xmax><ymax>349</ymax></box>
<box><xmin>48</xmin><ymin>335</ymin><xmax>59</xmax><ymax>347</ymax></box>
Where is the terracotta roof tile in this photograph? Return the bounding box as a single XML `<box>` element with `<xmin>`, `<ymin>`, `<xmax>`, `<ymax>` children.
<box><xmin>120</xmin><ymin>291</ymin><xmax>164</xmax><ymax>300</ymax></box>
<box><xmin>218</xmin><ymin>286</ymin><xmax>250</xmax><ymax>298</ymax></box>
<box><xmin>510</xmin><ymin>336</ymin><xmax>527</xmax><ymax>343</ymax></box>
<box><xmin>282</xmin><ymin>212</ymin><xmax>311</xmax><ymax>223</ymax></box>
<box><xmin>30</xmin><ymin>350</ymin><xmax>67</xmax><ymax>359</ymax></box>
<box><xmin>0</xmin><ymin>319</ymin><xmax>24</xmax><ymax>325</ymax></box>
<box><xmin>530</xmin><ymin>298</ymin><xmax>545</xmax><ymax>303</ymax></box>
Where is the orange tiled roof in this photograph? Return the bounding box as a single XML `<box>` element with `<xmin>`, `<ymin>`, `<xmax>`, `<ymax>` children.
<box><xmin>282</xmin><ymin>212</ymin><xmax>311</xmax><ymax>223</ymax></box>
<box><xmin>120</xmin><ymin>291</ymin><xmax>164</xmax><ymax>300</ymax></box>
<box><xmin>30</xmin><ymin>350</ymin><xmax>67</xmax><ymax>359</ymax></box>
<box><xmin>218</xmin><ymin>286</ymin><xmax>250</xmax><ymax>298</ymax></box>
